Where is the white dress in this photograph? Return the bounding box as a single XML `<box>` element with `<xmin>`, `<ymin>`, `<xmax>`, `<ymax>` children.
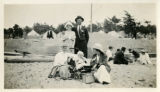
<box><xmin>94</xmin><ymin>65</ymin><xmax>111</xmax><ymax>84</ymax></box>
<box><xmin>138</xmin><ymin>53</ymin><xmax>152</xmax><ymax>64</ymax></box>
<box><xmin>63</xmin><ymin>31</ymin><xmax>76</xmax><ymax>53</ymax></box>
<box><xmin>93</xmin><ymin>55</ymin><xmax>111</xmax><ymax>84</ymax></box>
<box><xmin>106</xmin><ymin>50</ymin><xmax>113</xmax><ymax>61</ymax></box>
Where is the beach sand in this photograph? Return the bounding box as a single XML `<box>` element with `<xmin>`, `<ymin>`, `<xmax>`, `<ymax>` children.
<box><xmin>4</xmin><ymin>58</ymin><xmax>156</xmax><ymax>88</ymax></box>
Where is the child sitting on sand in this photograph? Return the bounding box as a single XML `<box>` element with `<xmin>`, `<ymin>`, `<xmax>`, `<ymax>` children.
<box><xmin>73</xmin><ymin>51</ymin><xmax>88</xmax><ymax>70</ymax></box>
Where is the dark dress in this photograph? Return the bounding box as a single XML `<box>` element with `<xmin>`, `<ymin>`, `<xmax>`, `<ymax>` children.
<box><xmin>132</xmin><ymin>50</ymin><xmax>140</xmax><ymax>58</ymax></box>
<box><xmin>72</xmin><ymin>25</ymin><xmax>89</xmax><ymax>58</ymax></box>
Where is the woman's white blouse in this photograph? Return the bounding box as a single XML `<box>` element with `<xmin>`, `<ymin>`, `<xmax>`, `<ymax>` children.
<box><xmin>54</xmin><ymin>52</ymin><xmax>69</xmax><ymax>66</ymax></box>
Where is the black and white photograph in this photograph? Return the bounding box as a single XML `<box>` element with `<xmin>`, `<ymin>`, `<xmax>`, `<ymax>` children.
<box><xmin>3</xmin><ymin>2</ymin><xmax>157</xmax><ymax>89</ymax></box>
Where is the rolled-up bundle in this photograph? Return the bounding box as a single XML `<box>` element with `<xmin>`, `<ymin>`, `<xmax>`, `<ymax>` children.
<box><xmin>4</xmin><ymin>55</ymin><xmax>54</xmax><ymax>63</ymax></box>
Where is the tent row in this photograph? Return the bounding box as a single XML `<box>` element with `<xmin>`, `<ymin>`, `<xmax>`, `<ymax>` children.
<box><xmin>26</xmin><ymin>30</ymin><xmax>126</xmax><ymax>39</ymax></box>
<box><xmin>27</xmin><ymin>30</ymin><xmax>56</xmax><ymax>39</ymax></box>
<box><xmin>96</xmin><ymin>30</ymin><xmax>126</xmax><ymax>38</ymax></box>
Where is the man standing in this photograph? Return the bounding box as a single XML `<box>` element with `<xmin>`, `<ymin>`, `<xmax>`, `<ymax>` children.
<box><xmin>72</xmin><ymin>16</ymin><xmax>89</xmax><ymax>58</ymax></box>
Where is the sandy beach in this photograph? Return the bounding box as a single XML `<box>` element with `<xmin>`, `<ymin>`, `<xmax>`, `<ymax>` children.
<box><xmin>4</xmin><ymin>58</ymin><xmax>156</xmax><ymax>88</ymax></box>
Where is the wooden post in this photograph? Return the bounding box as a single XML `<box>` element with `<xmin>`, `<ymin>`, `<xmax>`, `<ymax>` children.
<box><xmin>90</xmin><ymin>3</ymin><xmax>93</xmax><ymax>33</ymax></box>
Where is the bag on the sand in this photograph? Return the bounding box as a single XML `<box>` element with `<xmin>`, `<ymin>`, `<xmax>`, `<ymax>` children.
<box><xmin>59</xmin><ymin>65</ymin><xmax>71</xmax><ymax>79</ymax></box>
<box><xmin>49</xmin><ymin>66</ymin><xmax>59</xmax><ymax>78</ymax></box>
<box><xmin>80</xmin><ymin>66</ymin><xmax>92</xmax><ymax>73</ymax></box>
<box><xmin>82</xmin><ymin>73</ymin><xmax>95</xmax><ymax>84</ymax></box>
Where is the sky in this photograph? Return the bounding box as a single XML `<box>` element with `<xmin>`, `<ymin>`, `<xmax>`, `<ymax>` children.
<box><xmin>4</xmin><ymin>3</ymin><xmax>156</xmax><ymax>28</ymax></box>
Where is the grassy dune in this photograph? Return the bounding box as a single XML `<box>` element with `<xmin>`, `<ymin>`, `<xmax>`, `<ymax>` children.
<box><xmin>4</xmin><ymin>33</ymin><xmax>156</xmax><ymax>58</ymax></box>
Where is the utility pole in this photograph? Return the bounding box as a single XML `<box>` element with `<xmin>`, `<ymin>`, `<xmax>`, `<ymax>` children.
<box><xmin>90</xmin><ymin>3</ymin><xmax>93</xmax><ymax>32</ymax></box>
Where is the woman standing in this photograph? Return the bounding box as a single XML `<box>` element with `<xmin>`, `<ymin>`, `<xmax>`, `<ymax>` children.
<box><xmin>90</xmin><ymin>43</ymin><xmax>111</xmax><ymax>84</ymax></box>
<box><xmin>63</xmin><ymin>21</ymin><xmax>76</xmax><ymax>53</ymax></box>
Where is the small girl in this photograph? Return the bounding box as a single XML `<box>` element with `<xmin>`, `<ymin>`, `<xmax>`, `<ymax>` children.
<box><xmin>73</xmin><ymin>51</ymin><xmax>88</xmax><ymax>70</ymax></box>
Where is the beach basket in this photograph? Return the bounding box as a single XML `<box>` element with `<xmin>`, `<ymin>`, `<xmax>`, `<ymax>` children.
<box><xmin>82</xmin><ymin>73</ymin><xmax>95</xmax><ymax>84</ymax></box>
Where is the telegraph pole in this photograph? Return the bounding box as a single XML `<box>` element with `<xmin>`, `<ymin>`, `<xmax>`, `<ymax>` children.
<box><xmin>90</xmin><ymin>3</ymin><xmax>93</xmax><ymax>32</ymax></box>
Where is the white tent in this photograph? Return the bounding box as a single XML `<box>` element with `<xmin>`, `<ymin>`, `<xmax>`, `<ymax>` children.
<box><xmin>98</xmin><ymin>30</ymin><xmax>105</xmax><ymax>34</ymax></box>
<box><xmin>27</xmin><ymin>30</ymin><xmax>40</xmax><ymax>39</ymax></box>
<box><xmin>107</xmin><ymin>31</ymin><xmax>121</xmax><ymax>38</ymax></box>
<box><xmin>117</xmin><ymin>31</ymin><xmax>125</xmax><ymax>38</ymax></box>
<box><xmin>42</xmin><ymin>30</ymin><xmax>56</xmax><ymax>39</ymax></box>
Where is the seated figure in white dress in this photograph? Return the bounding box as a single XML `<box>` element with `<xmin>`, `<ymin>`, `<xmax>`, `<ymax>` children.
<box><xmin>90</xmin><ymin>43</ymin><xmax>111</xmax><ymax>84</ymax></box>
<box><xmin>138</xmin><ymin>50</ymin><xmax>152</xmax><ymax>65</ymax></box>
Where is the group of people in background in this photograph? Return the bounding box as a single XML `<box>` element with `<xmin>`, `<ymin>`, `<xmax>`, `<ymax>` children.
<box><xmin>48</xmin><ymin>16</ymin><xmax>153</xmax><ymax>85</ymax></box>
<box><xmin>113</xmin><ymin>47</ymin><xmax>152</xmax><ymax>65</ymax></box>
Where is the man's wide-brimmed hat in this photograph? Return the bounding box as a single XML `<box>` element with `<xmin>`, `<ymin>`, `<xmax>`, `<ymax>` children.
<box><xmin>93</xmin><ymin>43</ymin><xmax>105</xmax><ymax>54</ymax></box>
<box><xmin>65</xmin><ymin>21</ymin><xmax>73</xmax><ymax>28</ymax></box>
<box><xmin>75</xmin><ymin>16</ymin><xmax>84</xmax><ymax>22</ymax></box>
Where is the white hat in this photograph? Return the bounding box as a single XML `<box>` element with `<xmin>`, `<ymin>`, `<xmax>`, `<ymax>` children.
<box><xmin>77</xmin><ymin>51</ymin><xmax>84</xmax><ymax>56</ymax></box>
<box><xmin>141</xmin><ymin>49</ymin><xmax>146</xmax><ymax>53</ymax></box>
<box><xmin>93</xmin><ymin>43</ymin><xmax>105</xmax><ymax>54</ymax></box>
<box><xmin>65</xmin><ymin>21</ymin><xmax>73</xmax><ymax>28</ymax></box>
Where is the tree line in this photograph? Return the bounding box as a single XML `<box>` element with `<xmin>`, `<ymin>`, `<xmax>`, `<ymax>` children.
<box><xmin>4</xmin><ymin>11</ymin><xmax>156</xmax><ymax>39</ymax></box>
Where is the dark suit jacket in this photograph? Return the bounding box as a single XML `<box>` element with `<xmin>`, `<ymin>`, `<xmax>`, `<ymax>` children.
<box><xmin>72</xmin><ymin>25</ymin><xmax>89</xmax><ymax>50</ymax></box>
<box><xmin>114</xmin><ymin>51</ymin><xmax>128</xmax><ymax>64</ymax></box>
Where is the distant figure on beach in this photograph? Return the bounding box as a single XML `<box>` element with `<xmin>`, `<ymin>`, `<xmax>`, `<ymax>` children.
<box><xmin>72</xmin><ymin>16</ymin><xmax>89</xmax><ymax>58</ymax></box>
<box><xmin>128</xmin><ymin>49</ymin><xmax>140</xmax><ymax>62</ymax></box>
<box><xmin>138</xmin><ymin>50</ymin><xmax>152</xmax><ymax>65</ymax></box>
<box><xmin>114</xmin><ymin>47</ymin><xmax>128</xmax><ymax>65</ymax></box>
<box><xmin>47</xmin><ymin>29</ymin><xmax>54</xmax><ymax>39</ymax></box>
<box><xmin>106</xmin><ymin>46</ymin><xmax>113</xmax><ymax>62</ymax></box>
